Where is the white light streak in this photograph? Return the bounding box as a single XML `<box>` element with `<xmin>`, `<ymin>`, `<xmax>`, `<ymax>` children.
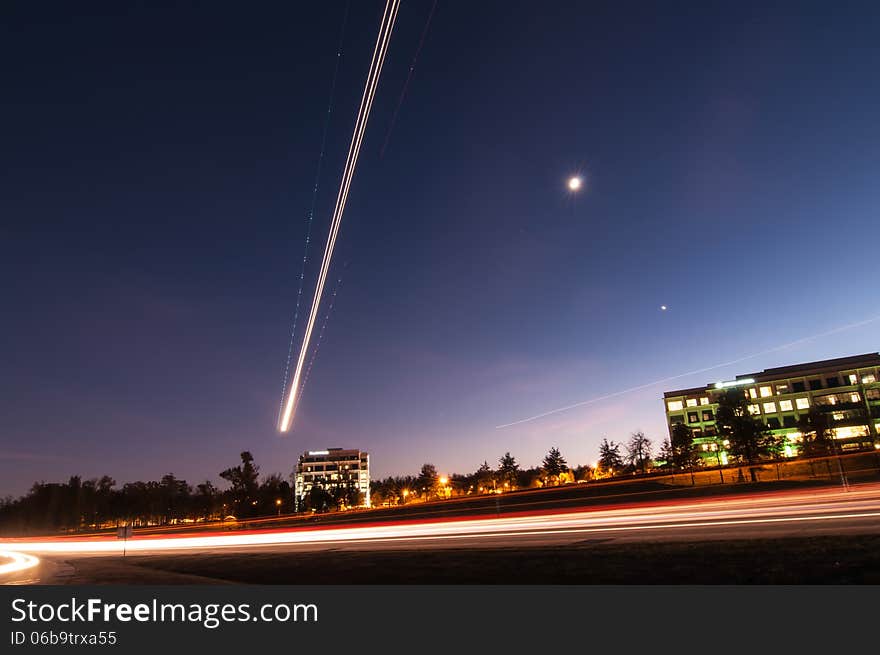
<box><xmin>280</xmin><ymin>0</ymin><xmax>401</xmax><ymax>432</ymax></box>
<box><xmin>3</xmin><ymin>485</ymin><xmax>878</xmax><ymax>556</ymax></box>
<box><xmin>0</xmin><ymin>550</ymin><xmax>40</xmax><ymax>575</ymax></box>
<box><xmin>496</xmin><ymin>312</ymin><xmax>880</xmax><ymax>429</ymax></box>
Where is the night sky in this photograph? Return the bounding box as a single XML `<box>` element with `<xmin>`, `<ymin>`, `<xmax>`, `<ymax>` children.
<box><xmin>3</xmin><ymin>1</ymin><xmax>879</xmax><ymax>497</ymax></box>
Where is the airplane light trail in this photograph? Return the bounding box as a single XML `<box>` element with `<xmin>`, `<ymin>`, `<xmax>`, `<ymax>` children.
<box><xmin>0</xmin><ymin>550</ymin><xmax>40</xmax><ymax>575</ymax></box>
<box><xmin>496</xmin><ymin>312</ymin><xmax>880</xmax><ymax>429</ymax></box>
<box><xmin>279</xmin><ymin>0</ymin><xmax>401</xmax><ymax>433</ymax></box>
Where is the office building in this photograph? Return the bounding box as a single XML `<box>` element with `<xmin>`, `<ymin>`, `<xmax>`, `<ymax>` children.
<box><xmin>663</xmin><ymin>353</ymin><xmax>880</xmax><ymax>464</ymax></box>
<box><xmin>294</xmin><ymin>448</ymin><xmax>370</xmax><ymax>510</ymax></box>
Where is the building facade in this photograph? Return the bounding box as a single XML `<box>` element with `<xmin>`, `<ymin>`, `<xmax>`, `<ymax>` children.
<box><xmin>663</xmin><ymin>353</ymin><xmax>880</xmax><ymax>464</ymax></box>
<box><xmin>294</xmin><ymin>448</ymin><xmax>370</xmax><ymax>511</ymax></box>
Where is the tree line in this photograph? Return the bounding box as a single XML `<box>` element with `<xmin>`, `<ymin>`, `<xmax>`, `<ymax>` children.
<box><xmin>0</xmin><ymin>452</ymin><xmax>291</xmax><ymax>536</ymax></box>
<box><xmin>0</xmin><ymin>387</ymin><xmax>855</xmax><ymax>534</ymax></box>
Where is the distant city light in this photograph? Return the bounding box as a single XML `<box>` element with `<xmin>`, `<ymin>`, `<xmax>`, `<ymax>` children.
<box><xmin>567</xmin><ymin>176</ymin><xmax>582</xmax><ymax>191</ymax></box>
<box><xmin>307</xmin><ymin>450</ymin><xmax>330</xmax><ymax>456</ymax></box>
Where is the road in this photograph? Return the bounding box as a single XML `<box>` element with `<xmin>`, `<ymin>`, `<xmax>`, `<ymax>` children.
<box><xmin>3</xmin><ymin>481</ymin><xmax>880</xmax><ymax>583</ymax></box>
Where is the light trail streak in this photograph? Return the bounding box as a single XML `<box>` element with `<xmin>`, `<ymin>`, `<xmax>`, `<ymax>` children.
<box><xmin>0</xmin><ymin>550</ymin><xmax>40</xmax><ymax>575</ymax></box>
<box><xmin>379</xmin><ymin>0</ymin><xmax>438</xmax><ymax>159</ymax></box>
<box><xmin>4</xmin><ymin>486</ymin><xmax>879</xmax><ymax>555</ymax></box>
<box><xmin>280</xmin><ymin>0</ymin><xmax>401</xmax><ymax>433</ymax></box>
<box><xmin>296</xmin><ymin>274</ymin><xmax>343</xmax><ymax>406</ymax></box>
<box><xmin>278</xmin><ymin>1</ymin><xmax>350</xmax><ymax>427</ymax></box>
<box><xmin>496</xmin><ymin>312</ymin><xmax>880</xmax><ymax>429</ymax></box>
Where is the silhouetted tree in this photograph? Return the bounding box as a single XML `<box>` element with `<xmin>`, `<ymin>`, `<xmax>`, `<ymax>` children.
<box><xmin>598</xmin><ymin>438</ymin><xmax>623</xmax><ymax>474</ymax></box>
<box><xmin>417</xmin><ymin>463</ymin><xmax>439</xmax><ymax>501</ymax></box>
<box><xmin>715</xmin><ymin>389</ymin><xmax>774</xmax><ymax>482</ymax></box>
<box><xmin>541</xmin><ymin>447</ymin><xmax>568</xmax><ymax>486</ymax></box>
<box><xmin>497</xmin><ymin>452</ymin><xmax>520</xmax><ymax>490</ymax></box>
<box><xmin>625</xmin><ymin>431</ymin><xmax>653</xmax><ymax>474</ymax></box>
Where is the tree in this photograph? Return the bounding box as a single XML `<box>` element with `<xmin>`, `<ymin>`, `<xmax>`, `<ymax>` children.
<box><xmin>541</xmin><ymin>447</ymin><xmax>568</xmax><ymax>486</ymax></box>
<box><xmin>417</xmin><ymin>463</ymin><xmax>439</xmax><ymax>502</ymax></box>
<box><xmin>798</xmin><ymin>407</ymin><xmax>835</xmax><ymax>478</ymax></box>
<box><xmin>497</xmin><ymin>452</ymin><xmax>520</xmax><ymax>490</ymax></box>
<box><xmin>220</xmin><ymin>451</ymin><xmax>261</xmax><ymax>516</ymax></box>
<box><xmin>625</xmin><ymin>431</ymin><xmax>653</xmax><ymax>474</ymax></box>
<box><xmin>670</xmin><ymin>423</ymin><xmax>700</xmax><ymax>484</ymax></box>
<box><xmin>475</xmin><ymin>461</ymin><xmax>495</xmax><ymax>493</ymax></box>
<box><xmin>715</xmin><ymin>389</ymin><xmax>775</xmax><ymax>482</ymax></box>
<box><xmin>598</xmin><ymin>438</ymin><xmax>623</xmax><ymax>475</ymax></box>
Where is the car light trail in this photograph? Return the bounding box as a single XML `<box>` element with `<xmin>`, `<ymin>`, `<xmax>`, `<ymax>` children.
<box><xmin>3</xmin><ymin>486</ymin><xmax>880</xmax><ymax>556</ymax></box>
<box><xmin>280</xmin><ymin>0</ymin><xmax>401</xmax><ymax>433</ymax></box>
<box><xmin>0</xmin><ymin>550</ymin><xmax>40</xmax><ymax>575</ymax></box>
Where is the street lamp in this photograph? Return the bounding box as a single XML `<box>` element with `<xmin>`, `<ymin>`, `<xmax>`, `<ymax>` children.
<box><xmin>276</xmin><ymin>498</ymin><xmax>282</xmax><ymax>516</ymax></box>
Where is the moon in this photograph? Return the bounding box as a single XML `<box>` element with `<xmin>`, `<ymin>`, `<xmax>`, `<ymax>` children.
<box><xmin>567</xmin><ymin>176</ymin><xmax>583</xmax><ymax>192</ymax></box>
<box><xmin>660</xmin><ymin>305</ymin><xmax>668</xmax><ymax>311</ymax></box>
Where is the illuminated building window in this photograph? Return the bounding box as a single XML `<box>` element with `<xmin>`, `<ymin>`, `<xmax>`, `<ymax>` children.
<box><xmin>749</xmin><ymin>388</ymin><xmax>758</xmax><ymax>399</ymax></box>
<box><xmin>833</xmin><ymin>426</ymin><xmax>868</xmax><ymax>439</ymax></box>
<box><xmin>776</xmin><ymin>383</ymin><xmax>789</xmax><ymax>394</ymax></box>
<box><xmin>779</xmin><ymin>400</ymin><xmax>793</xmax><ymax>411</ymax></box>
<box><xmin>867</xmin><ymin>389</ymin><xmax>880</xmax><ymax>400</ymax></box>
<box><xmin>851</xmin><ymin>393</ymin><xmax>861</xmax><ymax>403</ymax></box>
<box><xmin>760</xmin><ymin>386</ymin><xmax>773</xmax><ymax>398</ymax></box>
<box><xmin>702</xmin><ymin>410</ymin><xmax>714</xmax><ymax>421</ymax></box>
<box><xmin>667</xmin><ymin>401</ymin><xmax>683</xmax><ymax>412</ymax></box>
<box><xmin>763</xmin><ymin>402</ymin><xmax>777</xmax><ymax>414</ymax></box>
<box><xmin>686</xmin><ymin>398</ymin><xmax>698</xmax><ymax>407</ymax></box>
<box><xmin>688</xmin><ymin>412</ymin><xmax>699</xmax><ymax>424</ymax></box>
<box><xmin>863</xmin><ymin>374</ymin><xmax>876</xmax><ymax>384</ymax></box>
<box><xmin>748</xmin><ymin>404</ymin><xmax>761</xmax><ymax>415</ymax></box>
<box><xmin>849</xmin><ymin>374</ymin><xmax>858</xmax><ymax>385</ymax></box>
<box><xmin>700</xmin><ymin>397</ymin><xmax>709</xmax><ymax>405</ymax></box>
<box><xmin>701</xmin><ymin>444</ymin><xmax>709</xmax><ymax>451</ymax></box>
<box><xmin>833</xmin><ymin>412</ymin><xmax>844</xmax><ymax>421</ymax></box>
<box><xmin>796</xmin><ymin>397</ymin><xmax>810</xmax><ymax>409</ymax></box>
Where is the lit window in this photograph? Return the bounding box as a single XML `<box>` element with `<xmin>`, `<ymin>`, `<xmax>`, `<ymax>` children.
<box><xmin>763</xmin><ymin>402</ymin><xmax>777</xmax><ymax>414</ymax></box>
<box><xmin>849</xmin><ymin>374</ymin><xmax>858</xmax><ymax>385</ymax></box>
<box><xmin>700</xmin><ymin>397</ymin><xmax>709</xmax><ymax>405</ymax></box>
<box><xmin>760</xmin><ymin>386</ymin><xmax>773</xmax><ymax>398</ymax></box>
<box><xmin>749</xmin><ymin>388</ymin><xmax>758</xmax><ymax>399</ymax></box>
<box><xmin>779</xmin><ymin>400</ymin><xmax>793</xmax><ymax>411</ymax></box>
<box><xmin>688</xmin><ymin>412</ymin><xmax>699</xmax><ymax>424</ymax></box>
<box><xmin>863</xmin><ymin>374</ymin><xmax>876</xmax><ymax>384</ymax></box>
<box><xmin>832</xmin><ymin>412</ymin><xmax>844</xmax><ymax>421</ymax></box>
<box><xmin>667</xmin><ymin>401</ymin><xmax>683</xmax><ymax>412</ymax></box>
<box><xmin>851</xmin><ymin>393</ymin><xmax>861</xmax><ymax>403</ymax></box>
<box><xmin>748</xmin><ymin>404</ymin><xmax>761</xmax><ymax>415</ymax></box>
<box><xmin>776</xmin><ymin>383</ymin><xmax>789</xmax><ymax>394</ymax></box>
<box><xmin>686</xmin><ymin>398</ymin><xmax>698</xmax><ymax>407</ymax></box>
<box><xmin>701</xmin><ymin>444</ymin><xmax>709</xmax><ymax>451</ymax></box>
<box><xmin>796</xmin><ymin>397</ymin><xmax>810</xmax><ymax>410</ymax></box>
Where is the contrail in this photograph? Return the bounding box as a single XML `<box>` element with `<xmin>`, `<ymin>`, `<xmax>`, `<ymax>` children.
<box><xmin>496</xmin><ymin>313</ymin><xmax>880</xmax><ymax>429</ymax></box>
<box><xmin>280</xmin><ymin>0</ymin><xmax>401</xmax><ymax>432</ymax></box>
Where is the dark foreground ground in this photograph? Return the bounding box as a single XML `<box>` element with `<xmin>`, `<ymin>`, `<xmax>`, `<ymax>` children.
<box><xmin>64</xmin><ymin>534</ymin><xmax>880</xmax><ymax>584</ymax></box>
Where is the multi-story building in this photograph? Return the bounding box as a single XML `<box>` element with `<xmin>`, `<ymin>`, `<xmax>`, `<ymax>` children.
<box><xmin>663</xmin><ymin>353</ymin><xmax>880</xmax><ymax>464</ymax></box>
<box><xmin>294</xmin><ymin>448</ymin><xmax>370</xmax><ymax>510</ymax></box>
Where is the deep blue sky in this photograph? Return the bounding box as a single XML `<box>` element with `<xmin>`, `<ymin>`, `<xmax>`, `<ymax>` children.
<box><xmin>3</xmin><ymin>1</ymin><xmax>879</xmax><ymax>497</ymax></box>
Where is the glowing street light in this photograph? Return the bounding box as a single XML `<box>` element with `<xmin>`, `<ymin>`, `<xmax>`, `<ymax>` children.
<box><xmin>276</xmin><ymin>498</ymin><xmax>282</xmax><ymax>516</ymax></box>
